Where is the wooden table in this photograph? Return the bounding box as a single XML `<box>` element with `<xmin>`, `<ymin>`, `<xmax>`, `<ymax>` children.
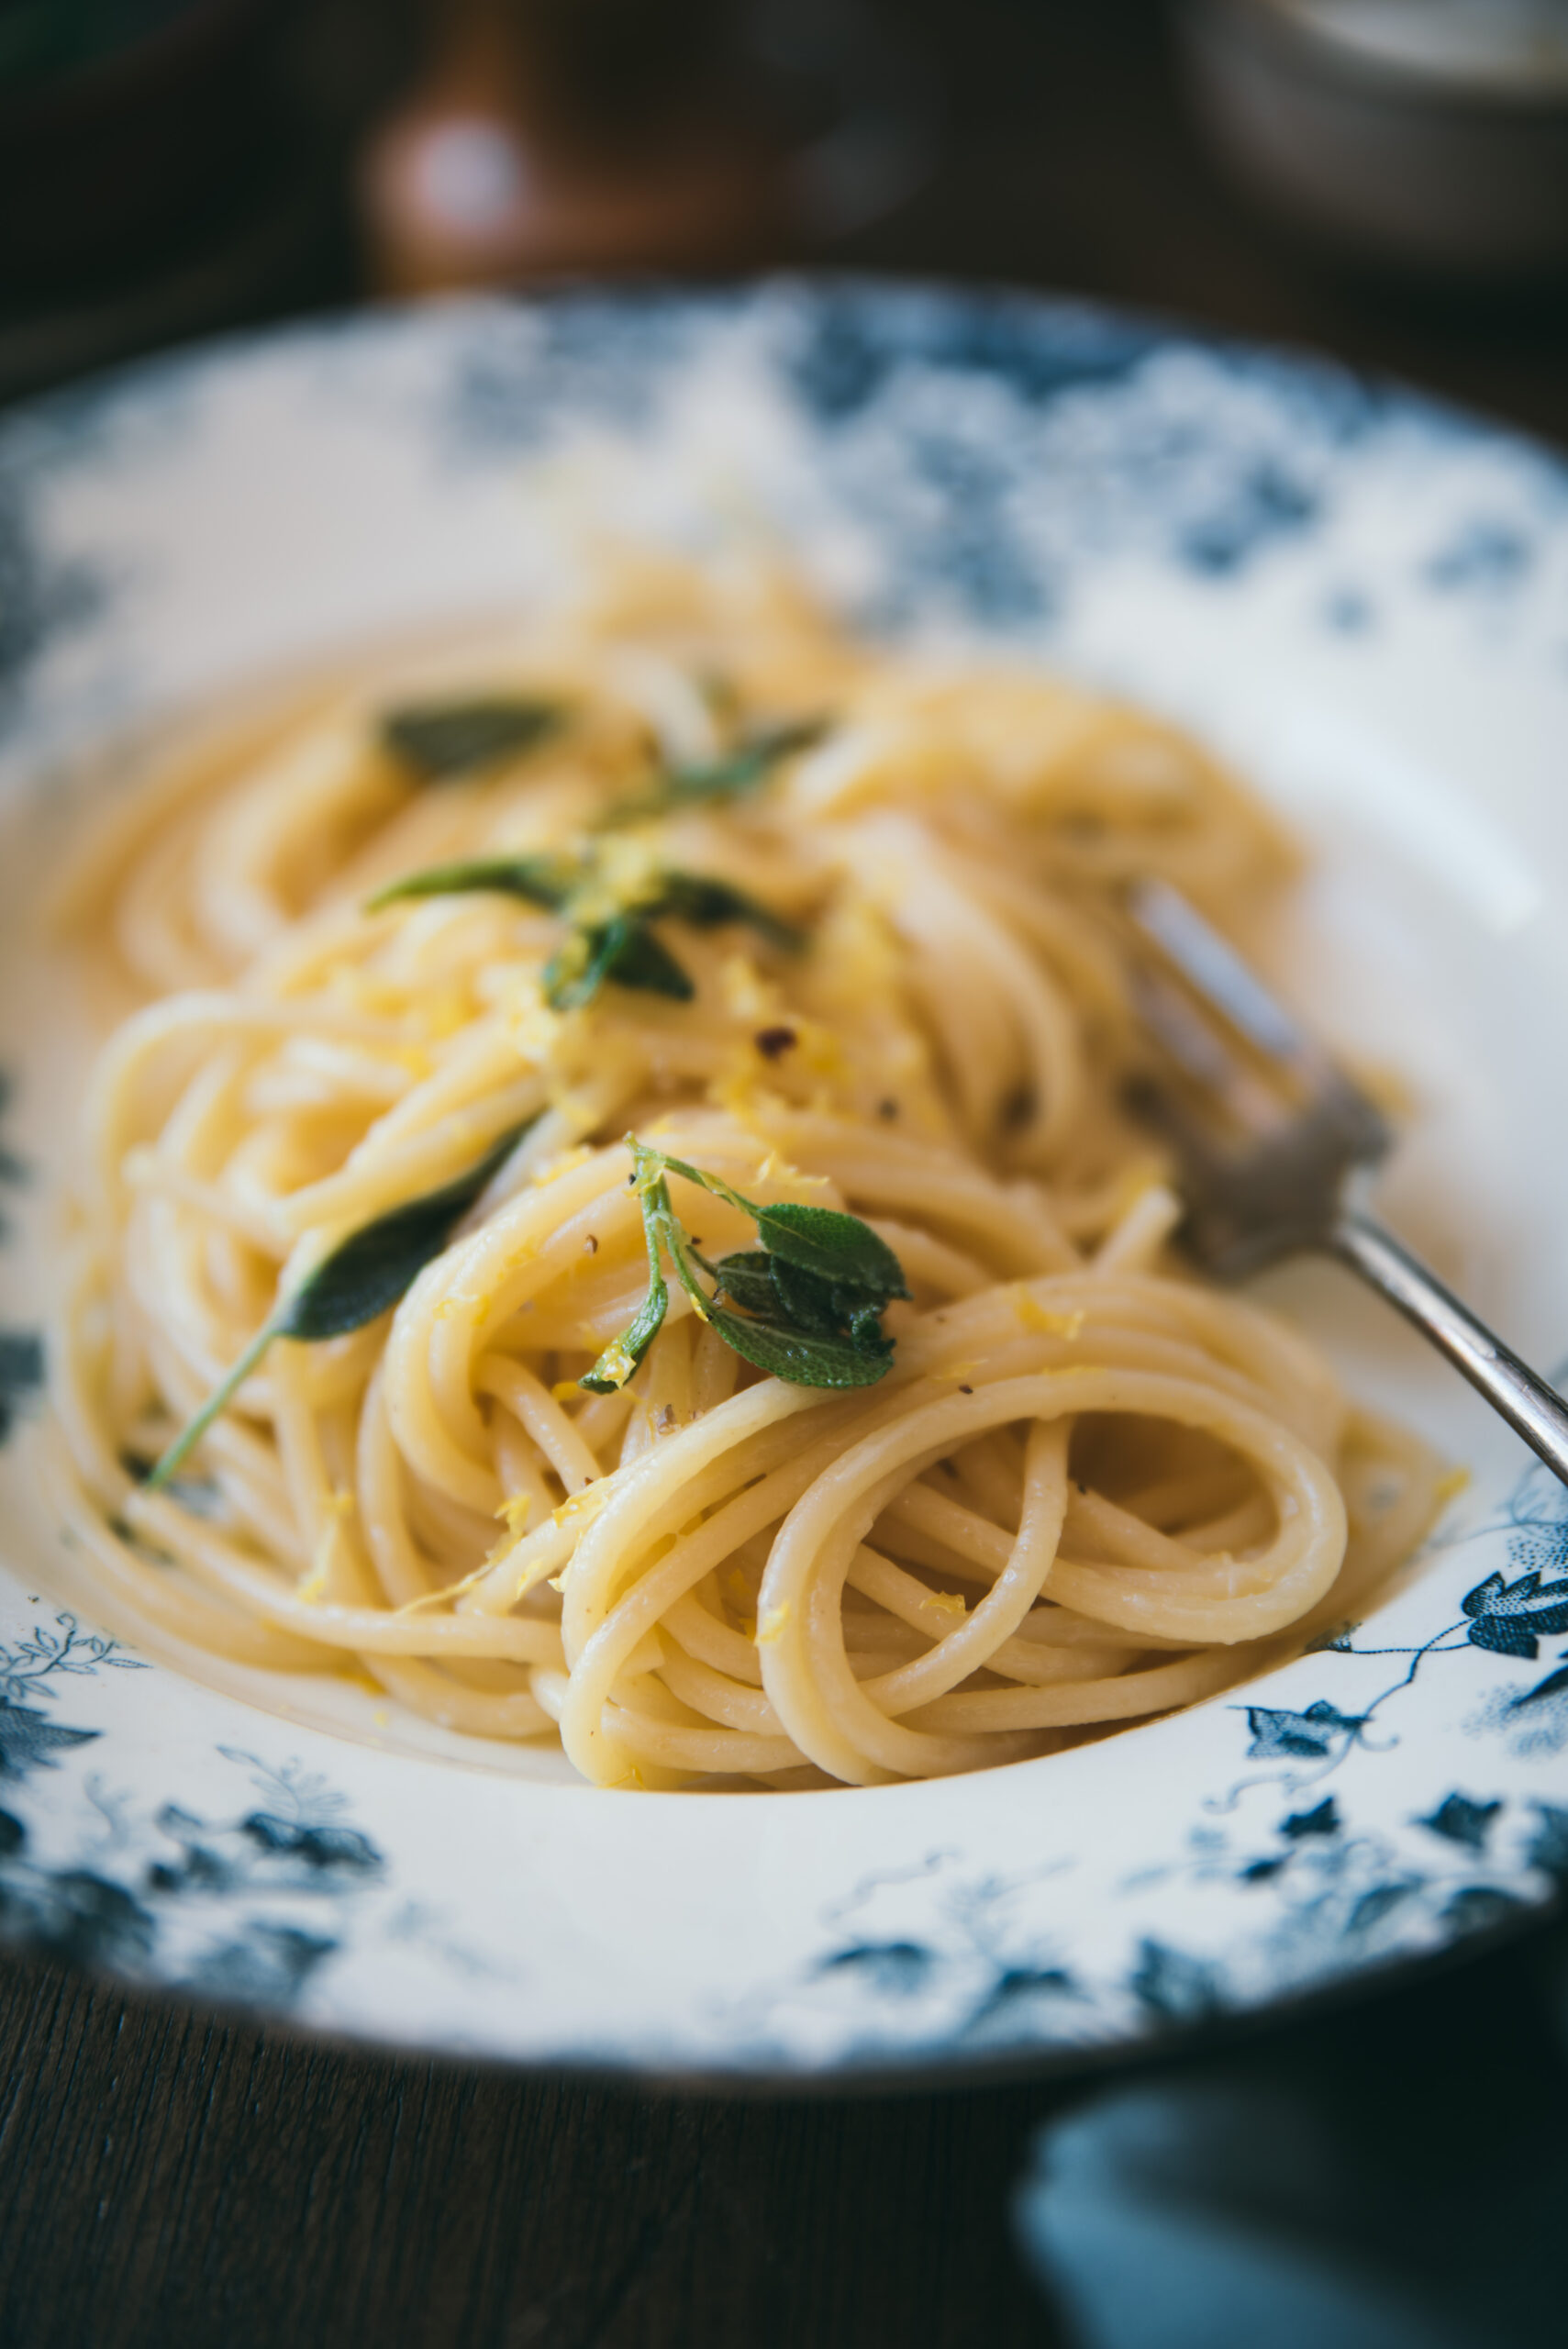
<box><xmin>4</xmin><ymin>5</ymin><xmax>1564</xmax><ymax>2342</ymax></box>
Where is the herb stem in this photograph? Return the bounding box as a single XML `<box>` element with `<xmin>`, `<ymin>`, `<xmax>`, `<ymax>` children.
<box><xmin>143</xmin><ymin>1316</ymin><xmax>281</xmax><ymax>1493</ymax></box>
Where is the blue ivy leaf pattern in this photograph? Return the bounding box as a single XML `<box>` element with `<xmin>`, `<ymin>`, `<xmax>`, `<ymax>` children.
<box><xmin>1508</xmin><ymin>1660</ymin><xmax>1568</xmax><ymax>1711</ymax></box>
<box><xmin>1345</xmin><ymin>1880</ymin><xmax>1421</xmax><ymax>1937</ymax></box>
<box><xmin>0</xmin><ymin>1701</ymin><xmax>97</xmax><ymax>1781</ymax></box>
<box><xmin>1460</xmin><ymin>1570</ymin><xmax>1568</xmax><ymax>1659</ymax></box>
<box><xmin>964</xmin><ymin>1965</ymin><xmax>1075</xmax><ymax>2035</ymax></box>
<box><xmin>186</xmin><ymin>1925</ymin><xmax>338</xmax><ymax>2006</ymax></box>
<box><xmin>1282</xmin><ymin>1798</ymin><xmax>1340</xmax><ymax>1840</ymax></box>
<box><xmin>1423</xmin><ymin>518</ymin><xmax>1532</xmax><ymax>596</ymax></box>
<box><xmin>1131</xmin><ymin>1938</ymin><xmax>1223</xmax><ymax>2022</ymax></box>
<box><xmin>1440</xmin><ymin>1885</ymin><xmax>1527</xmax><ymax>1936</ymax></box>
<box><xmin>1418</xmin><ymin>1794</ymin><xmax>1503</xmax><ymax>1852</ymax></box>
<box><xmin>0</xmin><ymin>1865</ymin><xmax>157</xmax><ymax>1970</ymax></box>
<box><xmin>0</xmin><ymin>1330</ymin><xmax>42</xmax><ymax>1446</ymax></box>
<box><xmin>239</xmin><ymin>1814</ymin><xmax>382</xmax><ymax>1874</ymax></box>
<box><xmin>1241</xmin><ymin>1700</ymin><xmax>1366</xmax><ymax>1762</ymax></box>
<box><xmin>817</xmin><ymin>1941</ymin><xmax>935</xmax><ymax>1998</ymax></box>
<box><xmin>1524</xmin><ymin>1805</ymin><xmax>1568</xmax><ymax>1884</ymax></box>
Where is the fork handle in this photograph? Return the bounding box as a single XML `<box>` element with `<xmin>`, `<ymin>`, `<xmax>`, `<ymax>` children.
<box><xmin>1329</xmin><ymin>1210</ymin><xmax>1568</xmax><ymax>1490</ymax></box>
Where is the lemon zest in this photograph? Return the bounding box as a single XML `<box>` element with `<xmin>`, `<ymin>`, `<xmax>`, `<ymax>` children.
<box><xmin>553</xmin><ymin>1483</ymin><xmax>608</xmax><ymax>1530</ymax></box>
<box><xmin>752</xmin><ymin>1150</ymin><xmax>828</xmax><ymax>1190</ymax></box>
<box><xmin>1017</xmin><ymin>1296</ymin><xmax>1086</xmax><ymax>1340</ymax></box>
<box><xmin>536</xmin><ymin>1143</ymin><xmax>594</xmax><ymax>1186</ymax></box>
<box><xmin>755</xmin><ymin>1601</ymin><xmax>792</xmax><ymax>1646</ymax></box>
<box><xmin>394</xmin><ymin>1557</ymin><xmax>494</xmax><ymax>1615</ymax></box>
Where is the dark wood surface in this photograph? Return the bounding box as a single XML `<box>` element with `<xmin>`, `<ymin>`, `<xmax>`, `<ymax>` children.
<box><xmin>0</xmin><ymin>1954</ymin><xmax>1062</xmax><ymax>2347</ymax></box>
<box><xmin>5</xmin><ymin>6</ymin><xmax>1567</xmax><ymax>2344</ymax></box>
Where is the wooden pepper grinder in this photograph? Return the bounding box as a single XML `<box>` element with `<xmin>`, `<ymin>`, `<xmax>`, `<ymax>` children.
<box><xmin>361</xmin><ymin>0</ymin><xmax>800</xmax><ymax>290</ymax></box>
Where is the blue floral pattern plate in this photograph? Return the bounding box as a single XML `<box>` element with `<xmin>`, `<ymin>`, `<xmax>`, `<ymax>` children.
<box><xmin>1</xmin><ymin>282</ymin><xmax>1566</xmax><ymax>2080</ymax></box>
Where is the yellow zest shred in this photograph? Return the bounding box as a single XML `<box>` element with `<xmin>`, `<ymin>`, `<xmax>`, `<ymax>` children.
<box><xmin>536</xmin><ymin>1143</ymin><xmax>594</xmax><ymax>1186</ymax></box>
<box><xmin>553</xmin><ymin>1483</ymin><xmax>608</xmax><ymax>1530</ymax></box>
<box><xmin>753</xmin><ymin>1150</ymin><xmax>828</xmax><ymax>1190</ymax></box>
<box><xmin>394</xmin><ymin>1557</ymin><xmax>494</xmax><ymax>1615</ymax></box>
<box><xmin>755</xmin><ymin>1601</ymin><xmax>792</xmax><ymax>1646</ymax></box>
<box><xmin>580</xmin><ymin>1338</ymin><xmax>638</xmax><ymax>1390</ymax></box>
<box><xmin>1017</xmin><ymin>1295</ymin><xmax>1086</xmax><ymax>1340</ymax></box>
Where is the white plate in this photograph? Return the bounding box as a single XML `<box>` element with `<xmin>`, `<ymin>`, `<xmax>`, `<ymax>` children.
<box><xmin>2</xmin><ymin>281</ymin><xmax>1567</xmax><ymax>2080</ymax></box>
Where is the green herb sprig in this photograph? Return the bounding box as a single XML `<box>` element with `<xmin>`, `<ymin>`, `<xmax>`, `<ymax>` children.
<box><xmin>144</xmin><ymin>1118</ymin><xmax>538</xmax><ymax>1493</ymax></box>
<box><xmin>381</xmin><ymin>697</ymin><xmax>565</xmax><ymax>782</ymax></box>
<box><xmin>368</xmin><ymin>853</ymin><xmax>800</xmax><ymax>1013</ymax></box>
<box><xmin>598</xmin><ymin>716</ymin><xmax>828</xmax><ymax>828</ymax></box>
<box><xmin>581</xmin><ymin>1141</ymin><xmax>909</xmax><ymax>1395</ymax></box>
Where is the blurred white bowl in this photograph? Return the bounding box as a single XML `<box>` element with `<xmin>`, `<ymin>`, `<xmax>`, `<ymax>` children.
<box><xmin>1178</xmin><ymin>0</ymin><xmax>1568</xmax><ymax>278</ymax></box>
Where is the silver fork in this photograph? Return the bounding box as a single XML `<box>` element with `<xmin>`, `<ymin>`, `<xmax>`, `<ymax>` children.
<box><xmin>1123</xmin><ymin>877</ymin><xmax>1568</xmax><ymax>1492</ymax></box>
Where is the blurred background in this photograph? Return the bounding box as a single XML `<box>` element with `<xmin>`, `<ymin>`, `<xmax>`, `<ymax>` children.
<box><xmin>2</xmin><ymin>0</ymin><xmax>1567</xmax><ymax>438</ymax></box>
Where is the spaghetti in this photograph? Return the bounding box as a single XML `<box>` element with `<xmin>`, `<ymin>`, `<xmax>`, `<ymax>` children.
<box><xmin>49</xmin><ymin>556</ymin><xmax>1441</xmax><ymax>1788</ymax></box>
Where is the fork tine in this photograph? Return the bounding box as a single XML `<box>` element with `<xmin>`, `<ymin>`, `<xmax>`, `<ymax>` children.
<box><xmin>1124</xmin><ymin>878</ymin><xmax>1391</xmax><ymax>1162</ymax></box>
<box><xmin>1129</xmin><ymin>962</ymin><xmax>1290</xmax><ymax>1136</ymax></box>
<box><xmin>1127</xmin><ymin>878</ymin><xmax>1318</xmax><ymax>1072</ymax></box>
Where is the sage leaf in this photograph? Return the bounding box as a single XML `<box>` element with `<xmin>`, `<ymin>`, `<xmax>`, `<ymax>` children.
<box><xmin>368</xmin><ymin>854</ymin><xmax>578</xmax><ymax>914</ymax></box>
<box><xmin>748</xmin><ymin>1200</ymin><xmax>908</xmax><ymax>1298</ymax></box>
<box><xmin>381</xmin><ymin>697</ymin><xmax>563</xmax><ymax>781</ymax></box>
<box><xmin>595</xmin><ymin>919</ymin><xmax>696</xmax><ymax>1001</ymax></box>
<box><xmin>766</xmin><ymin>1254</ymin><xmax>842</xmax><ymax>1336</ymax></box>
<box><xmin>543</xmin><ymin>915</ymin><xmax>694</xmax><ymax>1011</ymax></box>
<box><xmin>601</xmin><ymin>716</ymin><xmax>828</xmax><ymax>825</ymax></box>
<box><xmin>657</xmin><ymin>1155</ymin><xmax>906</xmax><ymax>1300</ymax></box>
<box><xmin>706</xmin><ymin>1251</ymin><xmax>779</xmax><ymax>1319</ymax></box>
<box><xmin>706</xmin><ymin>1306</ymin><xmax>892</xmax><ymax>1388</ymax></box>
<box><xmin>765</xmin><ymin>1257</ymin><xmax>893</xmax><ymax>1357</ymax></box>
<box><xmin>144</xmin><ymin>1117</ymin><xmax>539</xmax><ymax>1492</ymax></box>
<box><xmin>278</xmin><ymin>1119</ymin><xmax>536</xmax><ymax>1340</ymax></box>
<box><xmin>656</xmin><ymin>872</ymin><xmax>802</xmax><ymax>952</ymax></box>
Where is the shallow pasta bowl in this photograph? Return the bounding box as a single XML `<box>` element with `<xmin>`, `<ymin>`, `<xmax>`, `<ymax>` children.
<box><xmin>0</xmin><ymin>281</ymin><xmax>1566</xmax><ymax>2080</ymax></box>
